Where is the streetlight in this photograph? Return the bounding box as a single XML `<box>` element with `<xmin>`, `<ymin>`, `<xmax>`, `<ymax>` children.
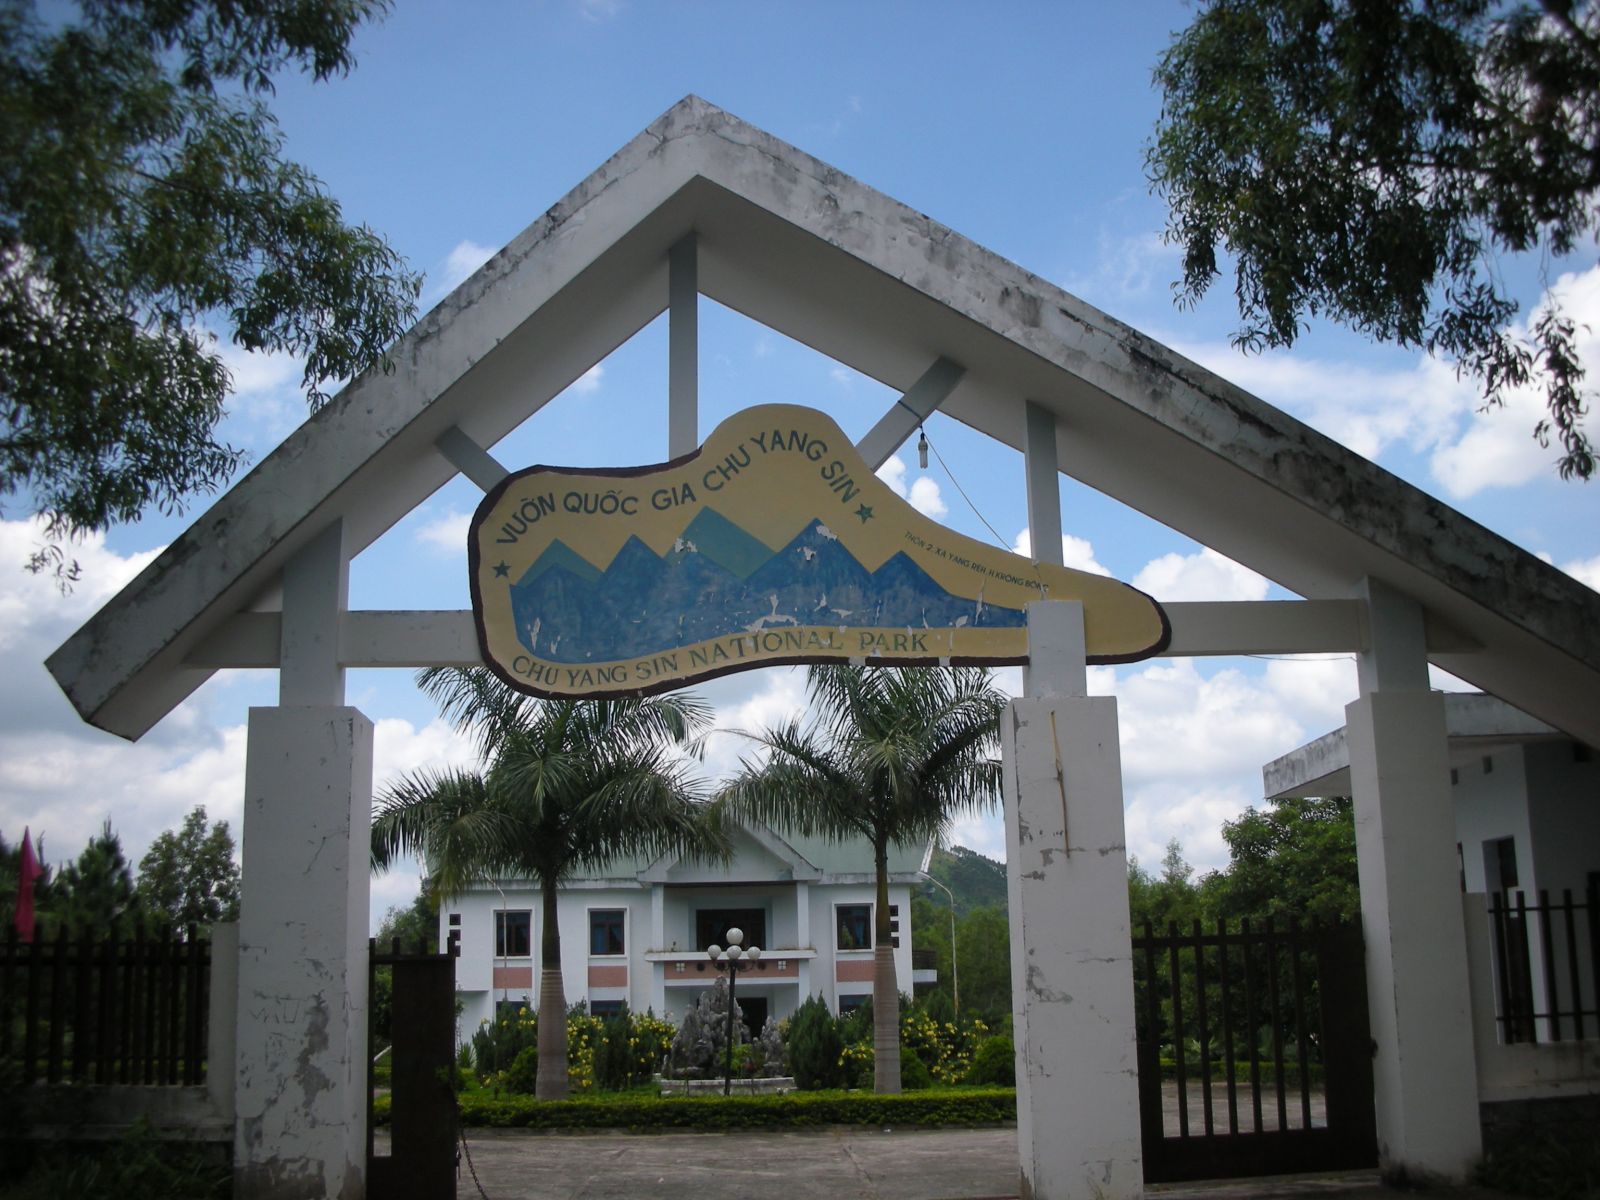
<box><xmin>923</xmin><ymin>875</ymin><xmax>959</xmax><ymax>1020</ymax></box>
<box><xmin>706</xmin><ymin>927</ymin><xmax>761</xmax><ymax>1096</ymax></box>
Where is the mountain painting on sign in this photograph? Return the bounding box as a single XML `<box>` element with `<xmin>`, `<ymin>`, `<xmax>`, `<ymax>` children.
<box><xmin>468</xmin><ymin>405</ymin><xmax>1169</xmax><ymax>698</ymax></box>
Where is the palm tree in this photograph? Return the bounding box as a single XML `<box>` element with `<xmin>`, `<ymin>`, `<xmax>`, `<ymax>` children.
<box><xmin>715</xmin><ymin>664</ymin><xmax>1006</xmax><ymax>1092</ymax></box>
<box><xmin>372</xmin><ymin>667</ymin><xmax>718</xmax><ymax>1100</ymax></box>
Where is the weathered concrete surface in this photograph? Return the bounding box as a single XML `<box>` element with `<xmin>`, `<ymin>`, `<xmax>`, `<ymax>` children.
<box><xmin>1004</xmin><ymin>693</ymin><xmax>1142</xmax><ymax>1200</ymax></box>
<box><xmin>1348</xmin><ymin>689</ymin><xmax>1482</xmax><ymax>1182</ymax></box>
<box><xmin>234</xmin><ymin>706</ymin><xmax>373</xmax><ymax>1200</ymax></box>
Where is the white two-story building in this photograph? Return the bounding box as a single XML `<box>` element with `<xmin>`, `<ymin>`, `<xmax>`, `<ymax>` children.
<box><xmin>441</xmin><ymin>817</ymin><xmax>929</xmax><ymax>1036</ymax></box>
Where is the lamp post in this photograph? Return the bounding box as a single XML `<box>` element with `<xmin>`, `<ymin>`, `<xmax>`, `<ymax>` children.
<box><xmin>924</xmin><ymin>875</ymin><xmax>959</xmax><ymax>1020</ymax></box>
<box><xmin>706</xmin><ymin>927</ymin><xmax>761</xmax><ymax>1096</ymax></box>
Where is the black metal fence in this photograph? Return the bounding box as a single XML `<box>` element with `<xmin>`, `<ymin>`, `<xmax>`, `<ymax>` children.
<box><xmin>1487</xmin><ymin>884</ymin><xmax>1599</xmax><ymax>1044</ymax></box>
<box><xmin>0</xmin><ymin>926</ymin><xmax>211</xmax><ymax>1086</ymax></box>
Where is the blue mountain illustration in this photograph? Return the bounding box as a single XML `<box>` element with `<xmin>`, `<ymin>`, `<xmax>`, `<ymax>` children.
<box><xmin>508</xmin><ymin>512</ymin><xmax>1026</xmax><ymax>663</ymax></box>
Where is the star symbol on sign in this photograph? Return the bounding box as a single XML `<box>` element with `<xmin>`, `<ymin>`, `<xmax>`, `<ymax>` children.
<box><xmin>854</xmin><ymin>504</ymin><xmax>874</xmax><ymax>523</ymax></box>
<box><xmin>493</xmin><ymin>561</ymin><xmax>510</xmax><ymax>578</ymax></box>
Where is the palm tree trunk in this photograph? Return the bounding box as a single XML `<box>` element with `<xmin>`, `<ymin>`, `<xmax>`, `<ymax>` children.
<box><xmin>536</xmin><ymin>877</ymin><xmax>568</xmax><ymax>1100</ymax></box>
<box><xmin>872</xmin><ymin>838</ymin><xmax>901</xmax><ymax>1093</ymax></box>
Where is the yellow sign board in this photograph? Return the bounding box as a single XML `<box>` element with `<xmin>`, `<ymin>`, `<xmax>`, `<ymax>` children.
<box><xmin>469</xmin><ymin>405</ymin><xmax>1168</xmax><ymax>697</ymax></box>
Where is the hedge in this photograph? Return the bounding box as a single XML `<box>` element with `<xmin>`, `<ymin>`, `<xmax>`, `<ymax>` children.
<box><xmin>374</xmin><ymin>1087</ymin><xmax>1016</xmax><ymax>1131</ymax></box>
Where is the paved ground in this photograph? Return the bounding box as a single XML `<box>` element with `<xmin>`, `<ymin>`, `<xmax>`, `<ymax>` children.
<box><xmin>427</xmin><ymin>1127</ymin><xmax>1525</xmax><ymax>1200</ymax></box>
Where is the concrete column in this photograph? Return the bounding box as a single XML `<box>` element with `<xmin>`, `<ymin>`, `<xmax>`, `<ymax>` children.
<box><xmin>1347</xmin><ymin>578</ymin><xmax>1480</xmax><ymax>1181</ymax></box>
<box><xmin>668</xmin><ymin>235</ymin><xmax>698</xmax><ymax>458</ymax></box>
<box><xmin>234</xmin><ymin>706</ymin><xmax>374</xmax><ymax>1200</ymax></box>
<box><xmin>1023</xmin><ymin>401</ymin><xmax>1063</xmax><ymax>569</ymax></box>
<box><xmin>1005</xmin><ymin>601</ymin><xmax>1142</xmax><ymax>1199</ymax></box>
<box><xmin>279</xmin><ymin>519</ymin><xmax>349</xmax><ymax>708</ymax></box>
<box><xmin>649</xmin><ymin>889</ymin><xmax>667</xmax><ymax>1014</ymax></box>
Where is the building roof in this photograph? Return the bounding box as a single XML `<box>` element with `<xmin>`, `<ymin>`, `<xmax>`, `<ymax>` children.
<box><xmin>48</xmin><ymin>96</ymin><xmax>1600</xmax><ymax>746</ymax></box>
<box><xmin>1263</xmin><ymin>694</ymin><xmax>1567</xmax><ymax>798</ymax></box>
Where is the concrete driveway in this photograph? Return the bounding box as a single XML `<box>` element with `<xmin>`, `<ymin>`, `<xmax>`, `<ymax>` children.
<box><xmin>432</xmin><ymin>1127</ymin><xmax>1523</xmax><ymax>1200</ymax></box>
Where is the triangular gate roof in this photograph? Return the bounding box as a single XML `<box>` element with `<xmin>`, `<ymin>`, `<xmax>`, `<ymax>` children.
<box><xmin>48</xmin><ymin>96</ymin><xmax>1600</xmax><ymax>745</ymax></box>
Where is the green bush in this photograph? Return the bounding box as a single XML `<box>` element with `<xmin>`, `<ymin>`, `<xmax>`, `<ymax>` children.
<box><xmin>1478</xmin><ymin>1128</ymin><xmax>1600</xmax><ymax>1200</ymax></box>
<box><xmin>503</xmin><ymin>1045</ymin><xmax>539</xmax><ymax>1095</ymax></box>
<box><xmin>596</xmin><ymin>1004</ymin><xmax>634</xmax><ymax>1092</ymax></box>
<box><xmin>0</xmin><ymin>1120</ymin><xmax>229</xmax><ymax>1200</ymax></box>
<box><xmin>375</xmin><ymin>1086</ymin><xmax>1016</xmax><ymax>1131</ymax></box>
<box><xmin>899</xmin><ymin>1052</ymin><xmax>933</xmax><ymax>1090</ymax></box>
<box><xmin>786</xmin><ymin>995</ymin><xmax>843</xmax><ymax>1090</ymax></box>
<box><xmin>963</xmin><ymin>1035</ymin><xmax>1015</xmax><ymax>1086</ymax></box>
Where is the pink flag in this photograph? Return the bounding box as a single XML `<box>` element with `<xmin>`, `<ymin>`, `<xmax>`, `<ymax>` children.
<box><xmin>15</xmin><ymin>828</ymin><xmax>42</xmax><ymax>943</ymax></box>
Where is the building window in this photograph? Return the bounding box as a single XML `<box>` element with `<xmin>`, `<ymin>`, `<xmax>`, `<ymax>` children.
<box><xmin>590</xmin><ymin>999</ymin><xmax>625</xmax><ymax>1019</ymax></box>
<box><xmin>695</xmin><ymin>908</ymin><xmax>766</xmax><ymax>950</ymax></box>
<box><xmin>838</xmin><ymin>994</ymin><xmax>869</xmax><ymax>1015</ymax></box>
<box><xmin>837</xmin><ymin>904</ymin><xmax>872</xmax><ymax>951</ymax></box>
<box><xmin>495</xmin><ymin>910</ymin><xmax>531</xmax><ymax>957</ymax></box>
<box><xmin>589</xmin><ymin>908</ymin><xmax>626</xmax><ymax>956</ymax></box>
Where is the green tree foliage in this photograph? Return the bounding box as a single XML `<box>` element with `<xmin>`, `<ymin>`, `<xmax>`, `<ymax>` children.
<box><xmin>372</xmin><ymin>666</ymin><xmax>718</xmax><ymax>1101</ymax></box>
<box><xmin>1213</xmin><ymin>796</ymin><xmax>1361</xmax><ymax>925</ymax></box>
<box><xmin>52</xmin><ymin>819</ymin><xmax>139</xmax><ymax>936</ymax></box>
<box><xmin>953</xmin><ymin>905</ymin><xmax>1012</xmax><ymax>1021</ymax></box>
<box><xmin>785</xmin><ymin>994</ymin><xmax>843</xmax><ymax>1090</ymax></box>
<box><xmin>1127</xmin><ymin>839</ymin><xmax>1213</xmax><ymax>933</ymax></box>
<box><xmin>1149</xmin><ymin>0</ymin><xmax>1600</xmax><ymax>481</ymax></box>
<box><xmin>0</xmin><ymin>0</ymin><xmax>421</xmax><ymax>577</ymax></box>
<box><xmin>920</xmin><ymin>845</ymin><xmax>1007</xmax><ymax>917</ymax></box>
<box><xmin>716</xmin><ymin>665</ymin><xmax>1005</xmax><ymax>1093</ymax></box>
<box><xmin>135</xmin><ymin>805</ymin><xmax>240</xmax><ymax>929</ymax></box>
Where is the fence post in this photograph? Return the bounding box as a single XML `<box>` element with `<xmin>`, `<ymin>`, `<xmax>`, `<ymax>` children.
<box><xmin>207</xmin><ymin>923</ymin><xmax>239</xmax><ymax>1120</ymax></box>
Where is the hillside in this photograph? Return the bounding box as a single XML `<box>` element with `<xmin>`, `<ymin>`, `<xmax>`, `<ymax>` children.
<box><xmin>919</xmin><ymin>844</ymin><xmax>1007</xmax><ymax>917</ymax></box>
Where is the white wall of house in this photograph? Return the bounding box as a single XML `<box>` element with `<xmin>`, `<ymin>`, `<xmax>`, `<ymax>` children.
<box><xmin>441</xmin><ymin>827</ymin><xmax>923</xmax><ymax>1043</ymax></box>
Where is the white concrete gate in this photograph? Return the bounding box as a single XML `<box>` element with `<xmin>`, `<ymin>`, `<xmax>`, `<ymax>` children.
<box><xmin>48</xmin><ymin>98</ymin><xmax>1600</xmax><ymax>1199</ymax></box>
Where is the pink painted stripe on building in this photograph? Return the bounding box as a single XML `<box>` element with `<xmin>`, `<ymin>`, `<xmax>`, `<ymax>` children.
<box><xmin>493</xmin><ymin>966</ymin><xmax>533</xmax><ymax>989</ymax></box>
<box><xmin>836</xmin><ymin>959</ymin><xmax>874</xmax><ymax>983</ymax></box>
<box><xmin>588</xmin><ymin>963</ymin><xmax>628</xmax><ymax>987</ymax></box>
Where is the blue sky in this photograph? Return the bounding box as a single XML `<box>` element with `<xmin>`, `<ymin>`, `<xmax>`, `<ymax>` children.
<box><xmin>6</xmin><ymin>0</ymin><xmax>1598</xmax><ymax>928</ymax></box>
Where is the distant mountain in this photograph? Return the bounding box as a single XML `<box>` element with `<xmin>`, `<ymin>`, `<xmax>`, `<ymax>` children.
<box><xmin>506</xmin><ymin>510</ymin><xmax>1026</xmax><ymax>664</ymax></box>
<box><xmin>920</xmin><ymin>845</ymin><xmax>1008</xmax><ymax>918</ymax></box>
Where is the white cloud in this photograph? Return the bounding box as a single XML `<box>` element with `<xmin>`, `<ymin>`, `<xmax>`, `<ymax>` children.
<box><xmin>1561</xmin><ymin>553</ymin><xmax>1600</xmax><ymax>591</ymax></box>
<box><xmin>440</xmin><ymin>240</ymin><xmax>496</xmax><ymax>293</ymax></box>
<box><xmin>578</xmin><ymin>0</ymin><xmax>622</xmax><ymax>21</ymax></box>
<box><xmin>1178</xmin><ymin>339</ymin><xmax>1472</xmax><ymax>462</ymax></box>
<box><xmin>414</xmin><ymin>510</ymin><xmax>471</xmax><ymax>555</ymax></box>
<box><xmin>698</xmin><ymin>669</ymin><xmax>810</xmax><ymax>785</ymax></box>
<box><xmin>829</xmin><ymin>365</ymin><xmax>856</xmax><ymax>389</ymax></box>
<box><xmin>1132</xmin><ymin>547</ymin><xmax>1270</xmax><ymax>602</ymax></box>
<box><xmin>1064</xmin><ymin>228</ymin><xmax>1179</xmax><ymax>306</ymax></box>
<box><xmin>1010</xmin><ymin>527</ymin><xmax>1111</xmax><ymax>576</ymax></box>
<box><xmin>1430</xmin><ymin>264</ymin><xmax>1600</xmax><ymax>497</ymax></box>
<box><xmin>569</xmin><ymin>364</ymin><xmax>604</xmax><ymax>396</ymax></box>
<box><xmin>875</xmin><ymin>455</ymin><xmax>948</xmax><ymax>518</ymax></box>
<box><xmin>1173</xmin><ymin>263</ymin><xmax>1600</xmax><ymax>498</ymax></box>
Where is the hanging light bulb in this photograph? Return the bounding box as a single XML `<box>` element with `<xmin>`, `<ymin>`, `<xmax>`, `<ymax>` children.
<box><xmin>917</xmin><ymin>428</ymin><xmax>929</xmax><ymax>470</ymax></box>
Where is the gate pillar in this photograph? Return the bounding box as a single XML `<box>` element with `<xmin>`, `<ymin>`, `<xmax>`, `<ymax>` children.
<box><xmin>1347</xmin><ymin>578</ymin><xmax>1480</xmax><ymax>1181</ymax></box>
<box><xmin>1005</xmin><ymin>601</ymin><xmax>1142</xmax><ymax>1199</ymax></box>
<box><xmin>235</xmin><ymin>705</ymin><xmax>374</xmax><ymax>1199</ymax></box>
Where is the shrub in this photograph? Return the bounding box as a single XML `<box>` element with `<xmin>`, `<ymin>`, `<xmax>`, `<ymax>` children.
<box><xmin>500</xmin><ymin>1045</ymin><xmax>539</xmax><ymax>1094</ymax></box>
<box><xmin>384</xmin><ymin>1086</ymin><xmax>1017</xmax><ymax>1131</ymax></box>
<box><xmin>596</xmin><ymin>1004</ymin><xmax>634</xmax><ymax>1092</ymax></box>
<box><xmin>900</xmin><ymin>1052</ymin><xmax>933</xmax><ymax>1090</ymax></box>
<box><xmin>963</xmin><ymin>1035</ymin><xmax>1015</xmax><ymax>1087</ymax></box>
<box><xmin>786</xmin><ymin>995</ymin><xmax>843</xmax><ymax>1089</ymax></box>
